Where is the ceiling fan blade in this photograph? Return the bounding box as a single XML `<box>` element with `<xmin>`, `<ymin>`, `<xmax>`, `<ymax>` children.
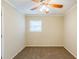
<box><xmin>32</xmin><ymin>0</ymin><xmax>40</xmax><ymax>3</ymax></box>
<box><xmin>48</xmin><ymin>4</ymin><xmax>63</xmax><ymax>8</ymax></box>
<box><xmin>30</xmin><ymin>6</ymin><xmax>39</xmax><ymax>10</ymax></box>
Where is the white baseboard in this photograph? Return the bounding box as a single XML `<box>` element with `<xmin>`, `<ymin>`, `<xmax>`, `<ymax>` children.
<box><xmin>25</xmin><ymin>45</ymin><xmax>64</xmax><ymax>47</ymax></box>
<box><xmin>64</xmin><ymin>47</ymin><xmax>77</xmax><ymax>58</ymax></box>
<box><xmin>11</xmin><ymin>46</ymin><xmax>25</xmax><ymax>59</ymax></box>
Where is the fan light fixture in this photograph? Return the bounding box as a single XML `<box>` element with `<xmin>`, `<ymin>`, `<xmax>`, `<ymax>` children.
<box><xmin>40</xmin><ymin>5</ymin><xmax>49</xmax><ymax>14</ymax></box>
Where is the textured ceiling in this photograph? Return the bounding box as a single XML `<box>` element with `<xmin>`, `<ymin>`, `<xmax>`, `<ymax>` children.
<box><xmin>6</xmin><ymin>0</ymin><xmax>77</xmax><ymax>15</ymax></box>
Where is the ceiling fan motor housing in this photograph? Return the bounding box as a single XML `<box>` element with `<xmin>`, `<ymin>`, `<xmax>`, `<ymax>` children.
<box><xmin>40</xmin><ymin>0</ymin><xmax>45</xmax><ymax>2</ymax></box>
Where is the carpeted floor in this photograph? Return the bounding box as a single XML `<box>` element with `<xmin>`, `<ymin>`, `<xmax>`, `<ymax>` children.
<box><xmin>13</xmin><ymin>47</ymin><xmax>76</xmax><ymax>59</ymax></box>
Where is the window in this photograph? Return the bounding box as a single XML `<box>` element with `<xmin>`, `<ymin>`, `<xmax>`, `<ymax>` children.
<box><xmin>30</xmin><ymin>20</ymin><xmax>42</xmax><ymax>32</ymax></box>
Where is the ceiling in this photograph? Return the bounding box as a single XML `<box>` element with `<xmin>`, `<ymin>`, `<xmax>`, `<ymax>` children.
<box><xmin>6</xmin><ymin>0</ymin><xmax>77</xmax><ymax>15</ymax></box>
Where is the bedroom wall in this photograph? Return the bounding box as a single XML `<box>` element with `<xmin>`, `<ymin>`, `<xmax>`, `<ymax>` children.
<box><xmin>64</xmin><ymin>5</ymin><xmax>77</xmax><ymax>58</ymax></box>
<box><xmin>2</xmin><ymin>1</ymin><xmax>25</xmax><ymax>59</ymax></box>
<box><xmin>25</xmin><ymin>16</ymin><xmax>64</xmax><ymax>46</ymax></box>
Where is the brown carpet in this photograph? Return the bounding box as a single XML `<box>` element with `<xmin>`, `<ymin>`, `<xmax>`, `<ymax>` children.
<box><xmin>13</xmin><ymin>47</ymin><xmax>76</xmax><ymax>59</ymax></box>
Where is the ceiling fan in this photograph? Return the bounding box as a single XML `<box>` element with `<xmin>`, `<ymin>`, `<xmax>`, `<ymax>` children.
<box><xmin>31</xmin><ymin>0</ymin><xmax>63</xmax><ymax>14</ymax></box>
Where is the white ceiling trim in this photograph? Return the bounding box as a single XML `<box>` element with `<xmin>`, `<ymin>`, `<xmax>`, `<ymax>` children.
<box><xmin>4</xmin><ymin>0</ymin><xmax>16</xmax><ymax>9</ymax></box>
<box><xmin>25</xmin><ymin>14</ymin><xmax>64</xmax><ymax>16</ymax></box>
<box><xmin>65</xmin><ymin>4</ymin><xmax>77</xmax><ymax>15</ymax></box>
<box><xmin>3</xmin><ymin>0</ymin><xmax>25</xmax><ymax>15</ymax></box>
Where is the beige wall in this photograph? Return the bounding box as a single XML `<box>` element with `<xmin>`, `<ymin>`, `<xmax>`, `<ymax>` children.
<box><xmin>2</xmin><ymin>1</ymin><xmax>25</xmax><ymax>59</ymax></box>
<box><xmin>64</xmin><ymin>5</ymin><xmax>77</xmax><ymax>57</ymax></box>
<box><xmin>25</xmin><ymin>16</ymin><xmax>64</xmax><ymax>46</ymax></box>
